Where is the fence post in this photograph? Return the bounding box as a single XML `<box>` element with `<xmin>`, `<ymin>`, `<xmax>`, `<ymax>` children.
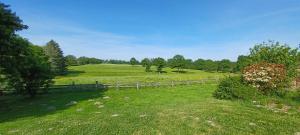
<box><xmin>136</xmin><ymin>82</ymin><xmax>139</xmax><ymax>90</ymax></box>
<box><xmin>115</xmin><ymin>81</ymin><xmax>119</xmax><ymax>90</ymax></box>
<box><xmin>95</xmin><ymin>81</ymin><xmax>99</xmax><ymax>88</ymax></box>
<box><xmin>215</xmin><ymin>76</ymin><xmax>219</xmax><ymax>82</ymax></box>
<box><xmin>72</xmin><ymin>81</ymin><xmax>75</xmax><ymax>89</ymax></box>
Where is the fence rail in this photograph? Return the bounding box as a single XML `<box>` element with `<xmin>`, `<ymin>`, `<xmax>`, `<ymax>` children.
<box><xmin>50</xmin><ymin>78</ymin><xmax>220</xmax><ymax>90</ymax></box>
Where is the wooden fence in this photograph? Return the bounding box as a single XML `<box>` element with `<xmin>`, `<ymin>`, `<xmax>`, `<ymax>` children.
<box><xmin>50</xmin><ymin>78</ymin><xmax>220</xmax><ymax>90</ymax></box>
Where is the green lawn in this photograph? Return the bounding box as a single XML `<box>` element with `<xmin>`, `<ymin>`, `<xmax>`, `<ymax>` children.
<box><xmin>1</xmin><ymin>84</ymin><xmax>299</xmax><ymax>135</ymax></box>
<box><xmin>54</xmin><ymin>64</ymin><xmax>230</xmax><ymax>85</ymax></box>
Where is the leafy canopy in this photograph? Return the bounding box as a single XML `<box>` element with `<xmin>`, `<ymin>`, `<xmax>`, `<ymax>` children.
<box><xmin>249</xmin><ymin>41</ymin><xmax>299</xmax><ymax>81</ymax></box>
<box><xmin>130</xmin><ymin>57</ymin><xmax>138</xmax><ymax>66</ymax></box>
<box><xmin>141</xmin><ymin>58</ymin><xmax>152</xmax><ymax>72</ymax></box>
<box><xmin>168</xmin><ymin>55</ymin><xmax>186</xmax><ymax>72</ymax></box>
<box><xmin>43</xmin><ymin>40</ymin><xmax>67</xmax><ymax>75</ymax></box>
<box><xmin>153</xmin><ymin>57</ymin><xmax>166</xmax><ymax>73</ymax></box>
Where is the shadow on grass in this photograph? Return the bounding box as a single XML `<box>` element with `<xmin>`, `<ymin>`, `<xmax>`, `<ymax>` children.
<box><xmin>171</xmin><ymin>70</ymin><xmax>188</xmax><ymax>73</ymax></box>
<box><xmin>0</xmin><ymin>87</ymin><xmax>107</xmax><ymax>123</ymax></box>
<box><xmin>155</xmin><ymin>71</ymin><xmax>167</xmax><ymax>74</ymax></box>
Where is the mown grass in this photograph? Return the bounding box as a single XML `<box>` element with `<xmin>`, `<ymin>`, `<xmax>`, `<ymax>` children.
<box><xmin>0</xmin><ymin>84</ymin><xmax>299</xmax><ymax>135</ymax></box>
<box><xmin>54</xmin><ymin>64</ymin><xmax>231</xmax><ymax>85</ymax></box>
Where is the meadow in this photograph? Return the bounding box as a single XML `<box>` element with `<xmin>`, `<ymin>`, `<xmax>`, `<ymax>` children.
<box><xmin>1</xmin><ymin>64</ymin><xmax>300</xmax><ymax>135</ymax></box>
<box><xmin>54</xmin><ymin>64</ymin><xmax>230</xmax><ymax>85</ymax></box>
<box><xmin>1</xmin><ymin>84</ymin><xmax>299</xmax><ymax>135</ymax></box>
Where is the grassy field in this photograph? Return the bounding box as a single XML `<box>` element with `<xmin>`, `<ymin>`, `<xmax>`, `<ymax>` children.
<box><xmin>0</xmin><ymin>84</ymin><xmax>299</xmax><ymax>135</ymax></box>
<box><xmin>1</xmin><ymin>64</ymin><xmax>299</xmax><ymax>135</ymax></box>
<box><xmin>54</xmin><ymin>64</ymin><xmax>230</xmax><ymax>85</ymax></box>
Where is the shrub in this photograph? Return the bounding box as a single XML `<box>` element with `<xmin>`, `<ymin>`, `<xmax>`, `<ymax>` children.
<box><xmin>249</xmin><ymin>41</ymin><xmax>299</xmax><ymax>82</ymax></box>
<box><xmin>243</xmin><ymin>62</ymin><xmax>286</xmax><ymax>93</ymax></box>
<box><xmin>213</xmin><ymin>76</ymin><xmax>258</xmax><ymax>100</ymax></box>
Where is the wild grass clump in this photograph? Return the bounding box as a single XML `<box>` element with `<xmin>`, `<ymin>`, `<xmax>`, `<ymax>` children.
<box><xmin>213</xmin><ymin>76</ymin><xmax>259</xmax><ymax>100</ymax></box>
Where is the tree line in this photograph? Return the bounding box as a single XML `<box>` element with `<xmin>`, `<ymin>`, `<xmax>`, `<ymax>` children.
<box><xmin>65</xmin><ymin>55</ymin><xmax>135</xmax><ymax>66</ymax></box>
<box><xmin>64</xmin><ymin>53</ymin><xmax>237</xmax><ymax>73</ymax></box>
<box><xmin>128</xmin><ymin>55</ymin><xmax>237</xmax><ymax>73</ymax></box>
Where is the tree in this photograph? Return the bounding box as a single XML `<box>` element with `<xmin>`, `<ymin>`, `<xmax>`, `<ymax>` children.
<box><xmin>43</xmin><ymin>40</ymin><xmax>67</xmax><ymax>75</ymax></box>
<box><xmin>235</xmin><ymin>55</ymin><xmax>252</xmax><ymax>72</ymax></box>
<box><xmin>297</xmin><ymin>52</ymin><xmax>300</xmax><ymax>70</ymax></box>
<box><xmin>168</xmin><ymin>55</ymin><xmax>186</xmax><ymax>72</ymax></box>
<box><xmin>0</xmin><ymin>3</ymin><xmax>27</xmax><ymax>40</ymax></box>
<box><xmin>130</xmin><ymin>57</ymin><xmax>138</xmax><ymax>66</ymax></box>
<box><xmin>184</xmin><ymin>59</ymin><xmax>195</xmax><ymax>69</ymax></box>
<box><xmin>0</xmin><ymin>3</ymin><xmax>53</xmax><ymax>97</ymax></box>
<box><xmin>77</xmin><ymin>56</ymin><xmax>89</xmax><ymax>65</ymax></box>
<box><xmin>203</xmin><ymin>60</ymin><xmax>218</xmax><ymax>72</ymax></box>
<box><xmin>104</xmin><ymin>59</ymin><xmax>129</xmax><ymax>64</ymax></box>
<box><xmin>20</xmin><ymin>44</ymin><xmax>53</xmax><ymax>97</ymax></box>
<box><xmin>217</xmin><ymin>59</ymin><xmax>232</xmax><ymax>72</ymax></box>
<box><xmin>1</xmin><ymin>36</ymin><xmax>53</xmax><ymax>97</ymax></box>
<box><xmin>87</xmin><ymin>57</ymin><xmax>103</xmax><ymax>64</ymax></box>
<box><xmin>194</xmin><ymin>59</ymin><xmax>206</xmax><ymax>70</ymax></box>
<box><xmin>249</xmin><ymin>41</ymin><xmax>299</xmax><ymax>83</ymax></box>
<box><xmin>0</xmin><ymin>2</ymin><xmax>28</xmax><ymax>91</ymax></box>
<box><xmin>65</xmin><ymin>55</ymin><xmax>78</xmax><ymax>66</ymax></box>
<box><xmin>152</xmin><ymin>57</ymin><xmax>166</xmax><ymax>73</ymax></box>
<box><xmin>141</xmin><ymin>58</ymin><xmax>152</xmax><ymax>72</ymax></box>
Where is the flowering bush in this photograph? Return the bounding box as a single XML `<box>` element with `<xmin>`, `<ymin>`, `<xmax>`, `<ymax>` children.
<box><xmin>243</xmin><ymin>63</ymin><xmax>286</xmax><ymax>92</ymax></box>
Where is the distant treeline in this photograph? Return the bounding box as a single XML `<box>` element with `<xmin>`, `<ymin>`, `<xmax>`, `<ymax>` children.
<box><xmin>65</xmin><ymin>55</ymin><xmax>131</xmax><ymax>65</ymax></box>
<box><xmin>65</xmin><ymin>54</ymin><xmax>238</xmax><ymax>73</ymax></box>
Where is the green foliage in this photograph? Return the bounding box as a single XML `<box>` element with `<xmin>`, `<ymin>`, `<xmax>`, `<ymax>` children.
<box><xmin>0</xmin><ymin>3</ymin><xmax>53</xmax><ymax>97</ymax></box>
<box><xmin>213</xmin><ymin>76</ymin><xmax>258</xmax><ymax>100</ymax></box>
<box><xmin>0</xmin><ymin>2</ymin><xmax>28</xmax><ymax>89</ymax></box>
<box><xmin>65</xmin><ymin>55</ymin><xmax>78</xmax><ymax>66</ymax></box>
<box><xmin>193</xmin><ymin>59</ymin><xmax>206</xmax><ymax>70</ymax></box>
<box><xmin>77</xmin><ymin>57</ymin><xmax>89</xmax><ymax>65</ymax></box>
<box><xmin>43</xmin><ymin>40</ymin><xmax>67</xmax><ymax>75</ymax></box>
<box><xmin>184</xmin><ymin>59</ymin><xmax>195</xmax><ymax>69</ymax></box>
<box><xmin>152</xmin><ymin>57</ymin><xmax>166</xmax><ymax>73</ymax></box>
<box><xmin>141</xmin><ymin>58</ymin><xmax>152</xmax><ymax>72</ymax></box>
<box><xmin>168</xmin><ymin>55</ymin><xmax>186</xmax><ymax>72</ymax></box>
<box><xmin>0</xmin><ymin>2</ymin><xmax>27</xmax><ymax>39</ymax></box>
<box><xmin>21</xmin><ymin>44</ymin><xmax>54</xmax><ymax>97</ymax></box>
<box><xmin>249</xmin><ymin>41</ymin><xmax>299</xmax><ymax>83</ymax></box>
<box><xmin>103</xmin><ymin>59</ymin><xmax>129</xmax><ymax>64</ymax></box>
<box><xmin>130</xmin><ymin>57</ymin><xmax>138</xmax><ymax>66</ymax></box>
<box><xmin>66</xmin><ymin>55</ymin><xmax>108</xmax><ymax>72</ymax></box>
<box><xmin>217</xmin><ymin>59</ymin><xmax>234</xmax><ymax>72</ymax></box>
<box><xmin>235</xmin><ymin>55</ymin><xmax>252</xmax><ymax>72</ymax></box>
<box><xmin>2</xmin><ymin>37</ymin><xmax>53</xmax><ymax>97</ymax></box>
<box><xmin>298</xmin><ymin>52</ymin><xmax>300</xmax><ymax>68</ymax></box>
<box><xmin>203</xmin><ymin>59</ymin><xmax>218</xmax><ymax>72</ymax></box>
<box><xmin>77</xmin><ymin>56</ymin><xmax>103</xmax><ymax>65</ymax></box>
<box><xmin>194</xmin><ymin>59</ymin><xmax>232</xmax><ymax>72</ymax></box>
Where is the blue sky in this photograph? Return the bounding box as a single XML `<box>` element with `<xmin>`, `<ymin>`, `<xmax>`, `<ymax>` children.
<box><xmin>3</xmin><ymin>0</ymin><xmax>300</xmax><ymax>61</ymax></box>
